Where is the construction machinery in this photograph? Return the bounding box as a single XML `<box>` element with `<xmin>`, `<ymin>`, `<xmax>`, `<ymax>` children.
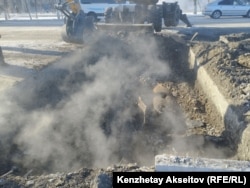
<box><xmin>54</xmin><ymin>0</ymin><xmax>95</xmax><ymax>43</ymax></box>
<box><xmin>104</xmin><ymin>0</ymin><xmax>186</xmax><ymax>30</ymax></box>
<box><xmin>55</xmin><ymin>0</ymin><xmax>191</xmax><ymax>43</ymax></box>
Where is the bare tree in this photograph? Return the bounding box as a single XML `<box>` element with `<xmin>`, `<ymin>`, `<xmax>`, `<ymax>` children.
<box><xmin>24</xmin><ymin>0</ymin><xmax>32</xmax><ymax>20</ymax></box>
<box><xmin>34</xmin><ymin>0</ymin><xmax>38</xmax><ymax>18</ymax></box>
<box><xmin>3</xmin><ymin>0</ymin><xmax>10</xmax><ymax>20</ymax></box>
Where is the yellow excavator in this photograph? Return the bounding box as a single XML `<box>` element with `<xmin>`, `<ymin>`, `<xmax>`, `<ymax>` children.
<box><xmin>55</xmin><ymin>0</ymin><xmax>95</xmax><ymax>43</ymax></box>
<box><xmin>55</xmin><ymin>0</ymin><xmax>192</xmax><ymax>43</ymax></box>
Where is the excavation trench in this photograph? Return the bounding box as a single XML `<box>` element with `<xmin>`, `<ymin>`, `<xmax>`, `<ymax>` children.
<box><xmin>0</xmin><ymin>31</ymin><xmax>238</xmax><ymax>176</ymax></box>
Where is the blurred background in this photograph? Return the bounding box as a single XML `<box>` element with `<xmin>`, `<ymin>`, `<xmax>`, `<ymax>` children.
<box><xmin>0</xmin><ymin>0</ymin><xmax>250</xmax><ymax>20</ymax></box>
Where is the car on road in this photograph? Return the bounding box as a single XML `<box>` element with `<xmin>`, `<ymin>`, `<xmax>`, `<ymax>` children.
<box><xmin>202</xmin><ymin>0</ymin><xmax>250</xmax><ymax>19</ymax></box>
<box><xmin>80</xmin><ymin>0</ymin><xmax>132</xmax><ymax>21</ymax></box>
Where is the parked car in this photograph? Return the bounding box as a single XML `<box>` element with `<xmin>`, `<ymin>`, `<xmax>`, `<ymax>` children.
<box><xmin>202</xmin><ymin>0</ymin><xmax>250</xmax><ymax>19</ymax></box>
<box><xmin>80</xmin><ymin>0</ymin><xmax>132</xmax><ymax>21</ymax></box>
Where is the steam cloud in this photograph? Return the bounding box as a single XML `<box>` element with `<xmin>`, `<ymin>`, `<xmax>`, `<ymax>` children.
<box><xmin>0</xmin><ymin>30</ymin><xmax>223</xmax><ymax>175</ymax></box>
<box><xmin>0</xmin><ymin>33</ymin><xmax>177</xmax><ymax>174</ymax></box>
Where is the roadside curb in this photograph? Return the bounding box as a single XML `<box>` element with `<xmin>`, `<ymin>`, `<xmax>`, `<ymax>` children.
<box><xmin>154</xmin><ymin>48</ymin><xmax>250</xmax><ymax>170</ymax></box>
<box><xmin>188</xmin><ymin>49</ymin><xmax>250</xmax><ymax>161</ymax></box>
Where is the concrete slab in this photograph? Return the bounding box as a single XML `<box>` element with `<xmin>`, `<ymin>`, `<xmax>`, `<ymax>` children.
<box><xmin>155</xmin><ymin>154</ymin><xmax>250</xmax><ymax>171</ymax></box>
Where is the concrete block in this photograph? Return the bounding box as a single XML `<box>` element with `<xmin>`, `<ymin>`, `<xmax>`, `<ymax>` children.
<box><xmin>155</xmin><ymin>154</ymin><xmax>250</xmax><ymax>171</ymax></box>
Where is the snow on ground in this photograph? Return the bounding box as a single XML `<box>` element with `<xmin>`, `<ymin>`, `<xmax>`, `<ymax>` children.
<box><xmin>0</xmin><ymin>12</ymin><xmax>62</xmax><ymax>21</ymax></box>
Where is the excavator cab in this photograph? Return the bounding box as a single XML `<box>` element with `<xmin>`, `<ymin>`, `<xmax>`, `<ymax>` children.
<box><xmin>55</xmin><ymin>0</ymin><xmax>95</xmax><ymax>43</ymax></box>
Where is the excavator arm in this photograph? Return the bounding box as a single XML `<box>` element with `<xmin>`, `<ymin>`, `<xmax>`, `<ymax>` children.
<box><xmin>55</xmin><ymin>0</ymin><xmax>95</xmax><ymax>43</ymax></box>
<box><xmin>55</xmin><ymin>0</ymin><xmax>81</xmax><ymax>19</ymax></box>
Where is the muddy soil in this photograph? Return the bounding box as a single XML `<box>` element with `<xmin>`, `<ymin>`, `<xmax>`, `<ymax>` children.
<box><xmin>0</xmin><ymin>26</ymin><xmax>249</xmax><ymax>187</ymax></box>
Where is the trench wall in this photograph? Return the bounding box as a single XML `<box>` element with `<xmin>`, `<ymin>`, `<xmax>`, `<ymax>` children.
<box><xmin>188</xmin><ymin>49</ymin><xmax>250</xmax><ymax>161</ymax></box>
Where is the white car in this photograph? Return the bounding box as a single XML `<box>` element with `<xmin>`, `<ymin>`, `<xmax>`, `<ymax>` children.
<box><xmin>202</xmin><ymin>0</ymin><xmax>250</xmax><ymax>19</ymax></box>
<box><xmin>80</xmin><ymin>0</ymin><xmax>133</xmax><ymax>21</ymax></box>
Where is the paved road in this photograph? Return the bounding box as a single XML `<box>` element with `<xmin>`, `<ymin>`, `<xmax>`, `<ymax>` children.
<box><xmin>1</xmin><ymin>13</ymin><xmax>249</xmax><ymax>28</ymax></box>
<box><xmin>164</xmin><ymin>14</ymin><xmax>250</xmax><ymax>40</ymax></box>
<box><xmin>1</xmin><ymin>14</ymin><xmax>249</xmax><ymax>48</ymax></box>
<box><xmin>185</xmin><ymin>14</ymin><xmax>250</xmax><ymax>28</ymax></box>
<box><xmin>0</xmin><ymin>19</ymin><xmax>64</xmax><ymax>27</ymax></box>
